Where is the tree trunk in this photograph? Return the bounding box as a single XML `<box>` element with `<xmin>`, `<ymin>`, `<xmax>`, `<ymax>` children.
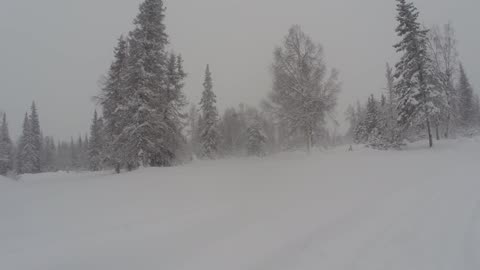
<box><xmin>435</xmin><ymin>122</ymin><xmax>440</xmax><ymax>141</ymax></box>
<box><xmin>305</xmin><ymin>127</ymin><xmax>312</xmax><ymax>154</ymax></box>
<box><xmin>127</xmin><ymin>163</ymin><xmax>134</xmax><ymax>172</ymax></box>
<box><xmin>426</xmin><ymin>119</ymin><xmax>433</xmax><ymax>148</ymax></box>
<box><xmin>444</xmin><ymin>113</ymin><xmax>450</xmax><ymax>139</ymax></box>
<box><xmin>115</xmin><ymin>163</ymin><xmax>121</xmax><ymax>174</ymax></box>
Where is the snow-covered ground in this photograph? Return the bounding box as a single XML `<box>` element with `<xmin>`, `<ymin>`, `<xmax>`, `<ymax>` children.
<box><xmin>1</xmin><ymin>138</ymin><xmax>480</xmax><ymax>270</ymax></box>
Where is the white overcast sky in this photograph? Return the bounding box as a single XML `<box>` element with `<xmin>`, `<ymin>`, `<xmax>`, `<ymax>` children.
<box><xmin>0</xmin><ymin>0</ymin><xmax>478</xmax><ymax>140</ymax></box>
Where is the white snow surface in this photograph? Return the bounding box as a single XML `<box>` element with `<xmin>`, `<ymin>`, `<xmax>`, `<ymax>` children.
<box><xmin>2</xmin><ymin>138</ymin><xmax>480</xmax><ymax>270</ymax></box>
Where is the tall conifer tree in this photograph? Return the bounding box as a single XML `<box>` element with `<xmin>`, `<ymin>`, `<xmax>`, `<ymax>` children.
<box><xmin>199</xmin><ymin>65</ymin><xmax>220</xmax><ymax>159</ymax></box>
<box><xmin>0</xmin><ymin>114</ymin><xmax>13</xmax><ymax>175</ymax></box>
<box><xmin>88</xmin><ymin>111</ymin><xmax>104</xmax><ymax>171</ymax></box>
<box><xmin>29</xmin><ymin>102</ymin><xmax>42</xmax><ymax>172</ymax></box>
<box><xmin>101</xmin><ymin>36</ymin><xmax>129</xmax><ymax>170</ymax></box>
<box><xmin>458</xmin><ymin>64</ymin><xmax>475</xmax><ymax>127</ymax></box>
<box><xmin>393</xmin><ymin>0</ymin><xmax>438</xmax><ymax>147</ymax></box>
<box><xmin>18</xmin><ymin>113</ymin><xmax>35</xmax><ymax>174</ymax></box>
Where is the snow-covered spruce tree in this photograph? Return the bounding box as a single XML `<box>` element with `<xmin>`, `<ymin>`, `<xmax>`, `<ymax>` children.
<box><xmin>350</xmin><ymin>92</ymin><xmax>396</xmax><ymax>149</ymax></box>
<box><xmin>0</xmin><ymin>113</ymin><xmax>13</xmax><ymax>176</ymax></box>
<box><xmin>29</xmin><ymin>102</ymin><xmax>42</xmax><ymax>172</ymax></box>
<box><xmin>353</xmin><ymin>123</ymin><xmax>369</xmax><ymax>145</ymax></box>
<box><xmin>100</xmin><ymin>36</ymin><xmax>129</xmax><ymax>172</ymax></box>
<box><xmin>246</xmin><ymin>115</ymin><xmax>267</xmax><ymax>157</ymax></box>
<box><xmin>365</xmin><ymin>95</ymin><xmax>379</xmax><ymax>137</ymax></box>
<box><xmin>352</xmin><ymin>102</ymin><xmax>368</xmax><ymax>144</ymax></box>
<box><xmin>458</xmin><ymin>64</ymin><xmax>475</xmax><ymax>128</ymax></box>
<box><xmin>199</xmin><ymin>65</ymin><xmax>220</xmax><ymax>159</ymax></box>
<box><xmin>427</xmin><ymin>23</ymin><xmax>458</xmax><ymax>138</ymax></box>
<box><xmin>364</xmin><ymin>95</ymin><xmax>388</xmax><ymax>149</ymax></box>
<box><xmin>16</xmin><ymin>114</ymin><xmax>26</xmax><ymax>174</ymax></box>
<box><xmin>17</xmin><ymin>113</ymin><xmax>35</xmax><ymax>174</ymax></box>
<box><xmin>88</xmin><ymin>111</ymin><xmax>104</xmax><ymax>171</ymax></box>
<box><xmin>162</xmin><ymin>52</ymin><xmax>188</xmax><ymax>163</ymax></box>
<box><xmin>122</xmin><ymin>0</ymin><xmax>168</xmax><ymax>168</ymax></box>
<box><xmin>117</xmin><ymin>0</ymin><xmax>187</xmax><ymax>168</ymax></box>
<box><xmin>368</xmin><ymin>63</ymin><xmax>405</xmax><ymax>149</ymax></box>
<box><xmin>268</xmin><ymin>25</ymin><xmax>340</xmax><ymax>153</ymax></box>
<box><xmin>393</xmin><ymin>0</ymin><xmax>438</xmax><ymax>148</ymax></box>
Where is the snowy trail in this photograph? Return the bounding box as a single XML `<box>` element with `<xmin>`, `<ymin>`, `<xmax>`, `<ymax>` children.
<box><xmin>1</xmin><ymin>138</ymin><xmax>479</xmax><ymax>270</ymax></box>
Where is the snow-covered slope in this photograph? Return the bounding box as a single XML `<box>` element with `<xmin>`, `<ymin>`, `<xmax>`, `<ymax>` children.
<box><xmin>1</xmin><ymin>138</ymin><xmax>480</xmax><ymax>270</ymax></box>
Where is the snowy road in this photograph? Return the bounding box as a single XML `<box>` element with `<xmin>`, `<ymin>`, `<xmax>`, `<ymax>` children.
<box><xmin>1</xmin><ymin>138</ymin><xmax>480</xmax><ymax>270</ymax></box>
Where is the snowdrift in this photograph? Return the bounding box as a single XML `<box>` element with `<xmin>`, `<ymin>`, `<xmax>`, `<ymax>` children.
<box><xmin>1</xmin><ymin>138</ymin><xmax>480</xmax><ymax>270</ymax></box>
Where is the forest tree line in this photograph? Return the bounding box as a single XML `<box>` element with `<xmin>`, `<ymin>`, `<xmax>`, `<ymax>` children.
<box><xmin>346</xmin><ymin>1</ymin><xmax>480</xmax><ymax>149</ymax></box>
<box><xmin>1</xmin><ymin>0</ymin><xmax>479</xmax><ymax>176</ymax></box>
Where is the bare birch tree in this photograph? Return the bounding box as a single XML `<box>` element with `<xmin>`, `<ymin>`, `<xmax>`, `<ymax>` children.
<box><xmin>267</xmin><ymin>25</ymin><xmax>340</xmax><ymax>152</ymax></box>
<box><xmin>427</xmin><ymin>23</ymin><xmax>459</xmax><ymax>138</ymax></box>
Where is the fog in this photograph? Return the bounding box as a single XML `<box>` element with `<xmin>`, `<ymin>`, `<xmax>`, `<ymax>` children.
<box><xmin>0</xmin><ymin>0</ymin><xmax>478</xmax><ymax>139</ymax></box>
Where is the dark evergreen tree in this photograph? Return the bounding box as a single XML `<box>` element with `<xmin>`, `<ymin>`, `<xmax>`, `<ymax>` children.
<box><xmin>88</xmin><ymin>111</ymin><xmax>104</xmax><ymax>171</ymax></box>
<box><xmin>0</xmin><ymin>114</ymin><xmax>13</xmax><ymax>175</ymax></box>
<box><xmin>29</xmin><ymin>102</ymin><xmax>42</xmax><ymax>172</ymax></box>
<box><xmin>199</xmin><ymin>65</ymin><xmax>220</xmax><ymax>159</ymax></box>
<box><xmin>17</xmin><ymin>113</ymin><xmax>35</xmax><ymax>174</ymax></box>
<box><xmin>458</xmin><ymin>64</ymin><xmax>475</xmax><ymax>127</ymax></box>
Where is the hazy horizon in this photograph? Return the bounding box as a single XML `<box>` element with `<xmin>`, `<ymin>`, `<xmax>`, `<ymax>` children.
<box><xmin>1</xmin><ymin>0</ymin><xmax>478</xmax><ymax>140</ymax></box>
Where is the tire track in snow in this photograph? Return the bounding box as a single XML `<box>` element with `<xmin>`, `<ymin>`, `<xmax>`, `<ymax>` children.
<box><xmin>341</xmin><ymin>177</ymin><xmax>450</xmax><ymax>270</ymax></box>
<box><xmin>250</xmin><ymin>174</ymin><xmax>434</xmax><ymax>270</ymax></box>
<box><xmin>463</xmin><ymin>199</ymin><xmax>480</xmax><ymax>270</ymax></box>
<box><xmin>339</xmin><ymin>170</ymin><xmax>480</xmax><ymax>270</ymax></box>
